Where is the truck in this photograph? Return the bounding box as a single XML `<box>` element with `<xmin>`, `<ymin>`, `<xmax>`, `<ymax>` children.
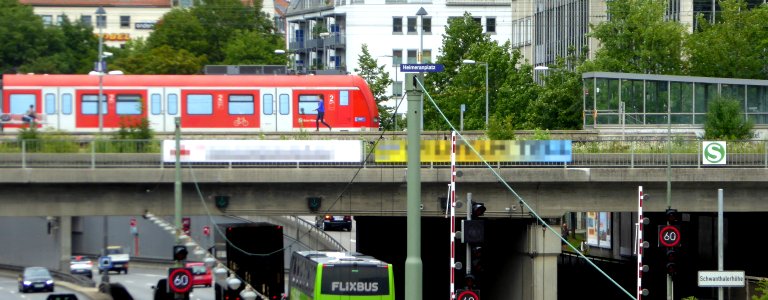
<box><xmin>99</xmin><ymin>245</ymin><xmax>130</xmax><ymax>274</ymax></box>
<box><xmin>213</xmin><ymin>222</ymin><xmax>284</xmax><ymax>300</ymax></box>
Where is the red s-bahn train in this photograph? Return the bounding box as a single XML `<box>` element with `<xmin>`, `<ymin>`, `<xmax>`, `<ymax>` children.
<box><xmin>0</xmin><ymin>74</ymin><xmax>380</xmax><ymax>132</ymax></box>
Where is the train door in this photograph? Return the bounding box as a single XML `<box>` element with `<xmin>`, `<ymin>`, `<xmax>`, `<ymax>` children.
<box><xmin>40</xmin><ymin>88</ymin><xmax>76</xmax><ymax>131</ymax></box>
<box><xmin>147</xmin><ymin>88</ymin><xmax>179</xmax><ymax>132</ymax></box>
<box><xmin>260</xmin><ymin>88</ymin><xmax>292</xmax><ymax>131</ymax></box>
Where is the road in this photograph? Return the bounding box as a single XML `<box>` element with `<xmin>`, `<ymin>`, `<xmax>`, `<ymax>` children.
<box><xmin>96</xmin><ymin>265</ymin><xmax>214</xmax><ymax>300</ymax></box>
<box><xmin>0</xmin><ymin>273</ymin><xmax>89</xmax><ymax>300</ymax></box>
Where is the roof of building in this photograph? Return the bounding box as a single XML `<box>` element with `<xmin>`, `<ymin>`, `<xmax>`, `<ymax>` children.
<box><xmin>19</xmin><ymin>0</ymin><xmax>171</xmax><ymax>7</ymax></box>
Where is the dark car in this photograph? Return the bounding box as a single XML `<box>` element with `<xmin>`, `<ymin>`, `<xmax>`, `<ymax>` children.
<box><xmin>316</xmin><ymin>215</ymin><xmax>353</xmax><ymax>231</ymax></box>
<box><xmin>18</xmin><ymin>266</ymin><xmax>55</xmax><ymax>293</ymax></box>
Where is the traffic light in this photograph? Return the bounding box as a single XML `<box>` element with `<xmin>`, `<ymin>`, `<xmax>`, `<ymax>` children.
<box><xmin>173</xmin><ymin>245</ymin><xmax>188</xmax><ymax>261</ymax></box>
<box><xmin>462</xmin><ymin>219</ymin><xmax>485</xmax><ymax>244</ymax></box>
<box><xmin>470</xmin><ymin>246</ymin><xmax>483</xmax><ymax>288</ymax></box>
<box><xmin>471</xmin><ymin>201</ymin><xmax>486</xmax><ymax>218</ymax></box>
<box><xmin>307</xmin><ymin>197</ymin><xmax>322</xmax><ymax>212</ymax></box>
<box><xmin>665</xmin><ymin>208</ymin><xmax>679</xmax><ymax>225</ymax></box>
<box><xmin>665</xmin><ymin>247</ymin><xmax>677</xmax><ymax>276</ymax></box>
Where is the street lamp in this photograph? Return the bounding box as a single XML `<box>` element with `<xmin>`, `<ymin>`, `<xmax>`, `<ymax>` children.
<box><xmin>462</xmin><ymin>59</ymin><xmax>489</xmax><ymax>128</ymax></box>
<box><xmin>96</xmin><ymin>6</ymin><xmax>106</xmax><ymax>133</ymax></box>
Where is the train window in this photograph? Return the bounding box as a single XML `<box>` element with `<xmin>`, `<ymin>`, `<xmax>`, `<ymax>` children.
<box><xmin>82</xmin><ymin>95</ymin><xmax>107</xmax><ymax>115</ymax></box>
<box><xmin>340</xmin><ymin>91</ymin><xmax>349</xmax><ymax>106</ymax></box>
<box><xmin>263</xmin><ymin>94</ymin><xmax>274</xmax><ymax>115</ymax></box>
<box><xmin>116</xmin><ymin>95</ymin><xmax>142</xmax><ymax>115</ymax></box>
<box><xmin>279</xmin><ymin>94</ymin><xmax>289</xmax><ymax>115</ymax></box>
<box><xmin>10</xmin><ymin>94</ymin><xmax>35</xmax><ymax>114</ymax></box>
<box><xmin>168</xmin><ymin>94</ymin><xmax>178</xmax><ymax>115</ymax></box>
<box><xmin>187</xmin><ymin>94</ymin><xmax>212</xmax><ymax>115</ymax></box>
<box><xmin>45</xmin><ymin>93</ymin><xmax>56</xmax><ymax>114</ymax></box>
<box><xmin>62</xmin><ymin>93</ymin><xmax>72</xmax><ymax>115</ymax></box>
<box><xmin>298</xmin><ymin>95</ymin><xmax>321</xmax><ymax>115</ymax></box>
<box><xmin>229</xmin><ymin>95</ymin><xmax>254</xmax><ymax>115</ymax></box>
<box><xmin>151</xmin><ymin>94</ymin><xmax>161</xmax><ymax>115</ymax></box>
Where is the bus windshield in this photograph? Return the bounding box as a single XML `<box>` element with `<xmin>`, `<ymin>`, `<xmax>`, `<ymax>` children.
<box><xmin>320</xmin><ymin>265</ymin><xmax>389</xmax><ymax>295</ymax></box>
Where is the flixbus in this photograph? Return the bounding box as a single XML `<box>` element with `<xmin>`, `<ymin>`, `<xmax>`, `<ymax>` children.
<box><xmin>288</xmin><ymin>251</ymin><xmax>395</xmax><ymax>300</ymax></box>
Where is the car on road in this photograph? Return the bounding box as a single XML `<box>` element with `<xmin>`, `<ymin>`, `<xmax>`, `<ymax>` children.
<box><xmin>316</xmin><ymin>215</ymin><xmax>353</xmax><ymax>231</ymax></box>
<box><xmin>185</xmin><ymin>262</ymin><xmax>212</xmax><ymax>287</ymax></box>
<box><xmin>70</xmin><ymin>255</ymin><xmax>93</xmax><ymax>278</ymax></box>
<box><xmin>18</xmin><ymin>266</ymin><xmax>55</xmax><ymax>293</ymax></box>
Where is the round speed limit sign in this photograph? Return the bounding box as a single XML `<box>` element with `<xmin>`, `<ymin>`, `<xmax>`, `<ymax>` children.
<box><xmin>458</xmin><ymin>290</ymin><xmax>480</xmax><ymax>300</ymax></box>
<box><xmin>659</xmin><ymin>225</ymin><xmax>681</xmax><ymax>247</ymax></box>
<box><xmin>168</xmin><ymin>268</ymin><xmax>193</xmax><ymax>293</ymax></box>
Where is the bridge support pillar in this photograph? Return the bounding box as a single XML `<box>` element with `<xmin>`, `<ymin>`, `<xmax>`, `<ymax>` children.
<box><xmin>58</xmin><ymin>216</ymin><xmax>72</xmax><ymax>272</ymax></box>
<box><xmin>492</xmin><ymin>224</ymin><xmax>562</xmax><ymax>300</ymax></box>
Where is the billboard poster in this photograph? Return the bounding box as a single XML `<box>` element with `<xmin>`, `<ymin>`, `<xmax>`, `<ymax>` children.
<box><xmin>598</xmin><ymin>212</ymin><xmax>611</xmax><ymax>248</ymax></box>
<box><xmin>586</xmin><ymin>212</ymin><xmax>598</xmax><ymax>246</ymax></box>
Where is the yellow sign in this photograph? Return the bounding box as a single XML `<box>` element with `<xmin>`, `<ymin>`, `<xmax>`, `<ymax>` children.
<box><xmin>95</xmin><ymin>33</ymin><xmax>131</xmax><ymax>41</ymax></box>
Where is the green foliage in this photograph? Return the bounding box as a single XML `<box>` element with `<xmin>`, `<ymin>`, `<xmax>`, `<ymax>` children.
<box><xmin>17</xmin><ymin>126</ymin><xmax>80</xmax><ymax>153</ymax></box>
<box><xmin>354</xmin><ymin>44</ymin><xmax>394</xmax><ymax>129</ymax></box>
<box><xmin>113</xmin><ymin>108</ymin><xmax>155</xmax><ymax>153</ymax></box>
<box><xmin>486</xmin><ymin>115</ymin><xmax>516</xmax><ymax>140</ymax></box>
<box><xmin>222</xmin><ymin>30</ymin><xmax>286</xmax><ymax>65</ymax></box>
<box><xmin>584</xmin><ymin>0</ymin><xmax>687</xmax><ymax>74</ymax></box>
<box><xmin>753</xmin><ymin>279</ymin><xmax>768</xmax><ymax>300</ymax></box>
<box><xmin>685</xmin><ymin>0</ymin><xmax>768</xmax><ymax>79</ymax></box>
<box><xmin>0</xmin><ymin>0</ymin><xmax>48</xmax><ymax>73</ymax></box>
<box><xmin>530</xmin><ymin>129</ymin><xmax>551</xmax><ymax>140</ymax></box>
<box><xmin>704</xmin><ymin>96</ymin><xmax>753</xmax><ymax>140</ymax></box>
<box><xmin>526</xmin><ymin>48</ymin><xmax>586</xmax><ymax>130</ymax></box>
<box><xmin>146</xmin><ymin>9</ymin><xmax>209</xmax><ymax>60</ymax></box>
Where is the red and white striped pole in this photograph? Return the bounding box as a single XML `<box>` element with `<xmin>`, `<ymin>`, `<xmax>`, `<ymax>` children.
<box><xmin>449</xmin><ymin>131</ymin><xmax>457</xmax><ymax>299</ymax></box>
<box><xmin>637</xmin><ymin>186</ymin><xmax>644</xmax><ymax>300</ymax></box>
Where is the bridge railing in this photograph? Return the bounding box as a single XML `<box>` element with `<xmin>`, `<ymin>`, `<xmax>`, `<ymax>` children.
<box><xmin>1</xmin><ymin>139</ymin><xmax>767</xmax><ymax>168</ymax></box>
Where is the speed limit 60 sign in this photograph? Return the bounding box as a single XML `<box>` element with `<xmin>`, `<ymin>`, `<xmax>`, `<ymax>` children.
<box><xmin>659</xmin><ymin>225</ymin><xmax>681</xmax><ymax>247</ymax></box>
<box><xmin>168</xmin><ymin>267</ymin><xmax>193</xmax><ymax>293</ymax></box>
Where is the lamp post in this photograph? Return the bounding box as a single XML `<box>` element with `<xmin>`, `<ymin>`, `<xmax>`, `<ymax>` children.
<box><xmin>462</xmin><ymin>59</ymin><xmax>489</xmax><ymax>128</ymax></box>
<box><xmin>96</xmin><ymin>6</ymin><xmax>106</xmax><ymax>133</ymax></box>
<box><xmin>416</xmin><ymin>7</ymin><xmax>427</xmax><ymax>131</ymax></box>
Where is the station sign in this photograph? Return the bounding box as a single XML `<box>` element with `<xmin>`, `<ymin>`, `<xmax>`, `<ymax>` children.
<box><xmin>698</xmin><ymin>270</ymin><xmax>745</xmax><ymax>287</ymax></box>
<box><xmin>400</xmin><ymin>64</ymin><xmax>444</xmax><ymax>73</ymax></box>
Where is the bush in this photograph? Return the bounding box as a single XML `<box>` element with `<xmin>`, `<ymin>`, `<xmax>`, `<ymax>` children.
<box><xmin>486</xmin><ymin>115</ymin><xmax>516</xmax><ymax>140</ymax></box>
<box><xmin>704</xmin><ymin>96</ymin><xmax>753</xmax><ymax>140</ymax></box>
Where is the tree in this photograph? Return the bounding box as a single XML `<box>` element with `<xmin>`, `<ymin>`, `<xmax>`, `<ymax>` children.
<box><xmin>0</xmin><ymin>0</ymin><xmax>52</xmax><ymax>73</ymax></box>
<box><xmin>685</xmin><ymin>0</ymin><xmax>768</xmax><ymax>79</ymax></box>
<box><xmin>146</xmin><ymin>8</ymin><xmax>209</xmax><ymax>61</ymax></box>
<box><xmin>585</xmin><ymin>0</ymin><xmax>687</xmax><ymax>74</ymax></box>
<box><xmin>20</xmin><ymin>16</ymin><xmax>99</xmax><ymax>74</ymax></box>
<box><xmin>704</xmin><ymin>96</ymin><xmax>753</xmax><ymax>140</ymax></box>
<box><xmin>526</xmin><ymin>48</ymin><xmax>586</xmax><ymax>130</ymax></box>
<box><xmin>354</xmin><ymin>44</ymin><xmax>394</xmax><ymax>129</ymax></box>
<box><xmin>222</xmin><ymin>30</ymin><xmax>286</xmax><ymax>65</ymax></box>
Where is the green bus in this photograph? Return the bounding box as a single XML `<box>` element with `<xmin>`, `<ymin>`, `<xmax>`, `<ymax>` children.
<box><xmin>288</xmin><ymin>251</ymin><xmax>395</xmax><ymax>300</ymax></box>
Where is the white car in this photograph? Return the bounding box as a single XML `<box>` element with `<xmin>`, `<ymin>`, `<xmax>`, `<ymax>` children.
<box><xmin>70</xmin><ymin>256</ymin><xmax>93</xmax><ymax>278</ymax></box>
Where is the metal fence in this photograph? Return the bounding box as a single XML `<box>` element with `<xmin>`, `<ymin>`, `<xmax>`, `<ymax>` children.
<box><xmin>1</xmin><ymin>139</ymin><xmax>767</xmax><ymax>169</ymax></box>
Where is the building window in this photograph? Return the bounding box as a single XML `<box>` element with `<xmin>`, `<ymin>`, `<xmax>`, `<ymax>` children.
<box><xmin>407</xmin><ymin>49</ymin><xmax>417</xmax><ymax>64</ymax></box>
<box><xmin>40</xmin><ymin>15</ymin><xmax>52</xmax><ymax>26</ymax></box>
<box><xmin>56</xmin><ymin>15</ymin><xmax>65</xmax><ymax>26</ymax></box>
<box><xmin>473</xmin><ymin>17</ymin><xmax>481</xmax><ymax>25</ymax></box>
<box><xmin>407</xmin><ymin>17</ymin><xmax>417</xmax><ymax>33</ymax></box>
<box><xmin>392</xmin><ymin>49</ymin><xmax>403</xmax><ymax>66</ymax></box>
<box><xmin>486</xmin><ymin>17</ymin><xmax>496</xmax><ymax>33</ymax></box>
<box><xmin>422</xmin><ymin>17</ymin><xmax>431</xmax><ymax>33</ymax></box>
<box><xmin>394</xmin><ymin>82</ymin><xmax>403</xmax><ymax>96</ymax></box>
<box><xmin>393</xmin><ymin>17</ymin><xmax>402</xmax><ymax>33</ymax></box>
<box><xmin>422</xmin><ymin>49</ymin><xmax>432</xmax><ymax>63</ymax></box>
<box><xmin>81</xmin><ymin>15</ymin><xmax>92</xmax><ymax>27</ymax></box>
<box><xmin>97</xmin><ymin>15</ymin><xmax>106</xmax><ymax>28</ymax></box>
<box><xmin>120</xmin><ymin>16</ymin><xmax>130</xmax><ymax>28</ymax></box>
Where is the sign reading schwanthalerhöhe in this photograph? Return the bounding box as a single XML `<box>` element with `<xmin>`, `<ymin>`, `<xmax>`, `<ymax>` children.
<box><xmin>702</xmin><ymin>141</ymin><xmax>727</xmax><ymax>165</ymax></box>
<box><xmin>697</xmin><ymin>271</ymin><xmax>745</xmax><ymax>287</ymax></box>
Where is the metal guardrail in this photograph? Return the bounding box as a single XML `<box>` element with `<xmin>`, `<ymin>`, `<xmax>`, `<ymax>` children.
<box><xmin>1</xmin><ymin>139</ymin><xmax>767</xmax><ymax>168</ymax></box>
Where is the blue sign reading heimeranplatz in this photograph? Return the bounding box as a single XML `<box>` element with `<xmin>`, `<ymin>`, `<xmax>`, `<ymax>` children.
<box><xmin>400</xmin><ymin>64</ymin><xmax>444</xmax><ymax>72</ymax></box>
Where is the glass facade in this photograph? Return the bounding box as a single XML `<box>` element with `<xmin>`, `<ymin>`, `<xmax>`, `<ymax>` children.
<box><xmin>583</xmin><ymin>72</ymin><xmax>768</xmax><ymax>128</ymax></box>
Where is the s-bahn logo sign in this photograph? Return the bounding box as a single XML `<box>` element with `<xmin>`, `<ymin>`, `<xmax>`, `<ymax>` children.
<box><xmin>702</xmin><ymin>141</ymin><xmax>726</xmax><ymax>165</ymax></box>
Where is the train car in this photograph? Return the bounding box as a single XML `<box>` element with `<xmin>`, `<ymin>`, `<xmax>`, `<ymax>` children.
<box><xmin>0</xmin><ymin>74</ymin><xmax>379</xmax><ymax>133</ymax></box>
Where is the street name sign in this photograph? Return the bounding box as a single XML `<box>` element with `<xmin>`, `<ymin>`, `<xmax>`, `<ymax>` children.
<box><xmin>400</xmin><ymin>64</ymin><xmax>444</xmax><ymax>73</ymax></box>
<box><xmin>697</xmin><ymin>270</ymin><xmax>745</xmax><ymax>287</ymax></box>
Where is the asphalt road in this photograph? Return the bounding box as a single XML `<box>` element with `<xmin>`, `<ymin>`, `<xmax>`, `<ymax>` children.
<box><xmin>95</xmin><ymin>265</ymin><xmax>214</xmax><ymax>300</ymax></box>
<box><xmin>0</xmin><ymin>271</ymin><xmax>89</xmax><ymax>300</ymax></box>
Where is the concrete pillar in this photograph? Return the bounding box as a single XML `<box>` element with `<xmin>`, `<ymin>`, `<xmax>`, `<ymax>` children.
<box><xmin>59</xmin><ymin>216</ymin><xmax>72</xmax><ymax>272</ymax></box>
<box><xmin>525</xmin><ymin>223</ymin><xmax>560</xmax><ymax>300</ymax></box>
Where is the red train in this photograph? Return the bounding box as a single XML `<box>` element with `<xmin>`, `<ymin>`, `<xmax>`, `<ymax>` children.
<box><xmin>0</xmin><ymin>74</ymin><xmax>379</xmax><ymax>132</ymax></box>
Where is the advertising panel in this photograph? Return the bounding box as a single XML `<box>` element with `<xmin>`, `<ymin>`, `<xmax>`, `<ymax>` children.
<box><xmin>162</xmin><ymin>140</ymin><xmax>363</xmax><ymax>163</ymax></box>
